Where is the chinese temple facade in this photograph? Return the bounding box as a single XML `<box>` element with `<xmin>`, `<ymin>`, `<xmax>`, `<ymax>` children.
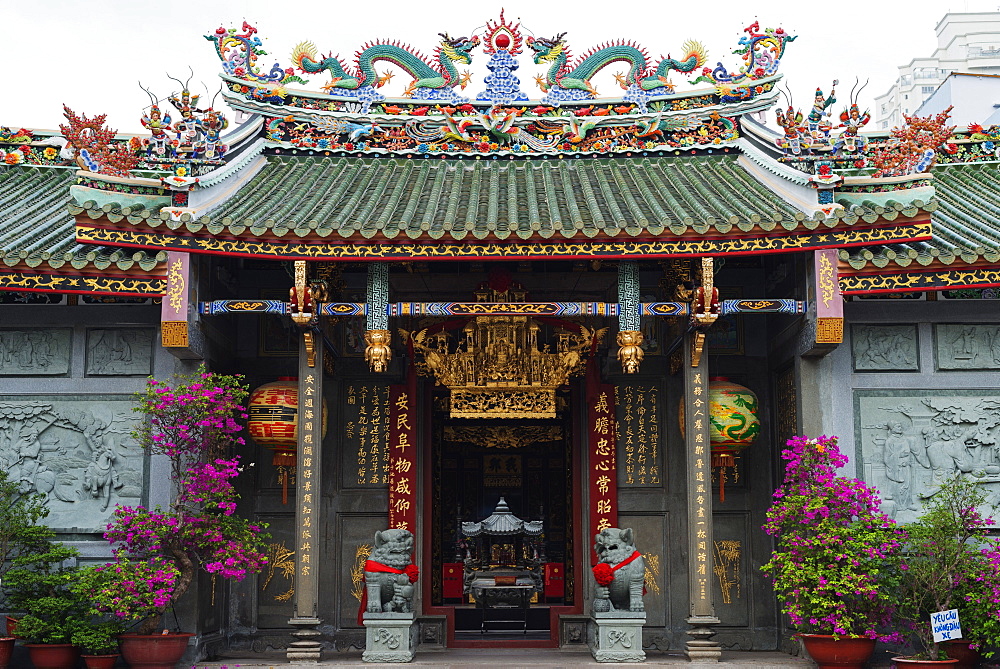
<box><xmin>1</xmin><ymin>14</ymin><xmax>999</xmax><ymax>662</ymax></box>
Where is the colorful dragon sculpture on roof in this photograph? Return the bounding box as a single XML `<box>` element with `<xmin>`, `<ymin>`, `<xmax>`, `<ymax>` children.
<box><xmin>692</xmin><ymin>22</ymin><xmax>796</xmax><ymax>87</ymax></box>
<box><xmin>207</xmin><ymin>22</ymin><xmax>306</xmax><ymax>86</ymax></box>
<box><xmin>290</xmin><ymin>33</ymin><xmax>480</xmax><ymax>102</ymax></box>
<box><xmin>525</xmin><ymin>34</ymin><xmax>707</xmax><ymax>111</ymax></box>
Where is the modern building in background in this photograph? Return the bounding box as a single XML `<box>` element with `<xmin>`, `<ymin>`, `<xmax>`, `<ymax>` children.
<box><xmin>875</xmin><ymin>12</ymin><xmax>1000</xmax><ymax>129</ymax></box>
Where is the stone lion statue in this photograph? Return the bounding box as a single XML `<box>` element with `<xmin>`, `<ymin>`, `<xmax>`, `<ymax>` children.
<box><xmin>592</xmin><ymin>527</ymin><xmax>645</xmax><ymax>613</ymax></box>
<box><xmin>364</xmin><ymin>528</ymin><xmax>418</xmax><ymax>614</ymax></box>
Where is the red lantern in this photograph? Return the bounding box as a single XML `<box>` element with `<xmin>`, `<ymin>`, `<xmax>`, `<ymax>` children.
<box><xmin>248</xmin><ymin>377</ymin><xmax>299</xmax><ymax>467</ymax></box>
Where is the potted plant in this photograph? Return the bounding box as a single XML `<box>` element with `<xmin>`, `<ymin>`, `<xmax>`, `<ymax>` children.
<box><xmin>762</xmin><ymin>435</ymin><xmax>904</xmax><ymax>668</ymax></box>
<box><xmin>79</xmin><ymin>367</ymin><xmax>268</xmax><ymax>669</ymax></box>
<box><xmin>70</xmin><ymin>615</ymin><xmax>125</xmax><ymax>669</ymax></box>
<box><xmin>4</xmin><ymin>541</ymin><xmax>87</xmax><ymax>669</ymax></box>
<box><xmin>891</xmin><ymin>475</ymin><xmax>1000</xmax><ymax>667</ymax></box>
<box><xmin>0</xmin><ymin>468</ymin><xmax>50</xmax><ymax>668</ymax></box>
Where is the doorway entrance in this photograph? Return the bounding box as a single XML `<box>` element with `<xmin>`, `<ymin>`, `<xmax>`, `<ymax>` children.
<box><xmin>424</xmin><ymin>408</ymin><xmax>582</xmax><ymax>647</ymax></box>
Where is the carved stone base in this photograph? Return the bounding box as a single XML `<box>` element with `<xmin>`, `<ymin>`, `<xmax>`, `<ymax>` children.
<box><xmin>363</xmin><ymin>612</ymin><xmax>417</xmax><ymax>663</ymax></box>
<box><xmin>685</xmin><ymin>615</ymin><xmax>722</xmax><ymax>662</ymax></box>
<box><xmin>286</xmin><ymin>617</ymin><xmax>322</xmax><ymax>662</ymax></box>
<box><xmin>589</xmin><ymin>611</ymin><xmax>646</xmax><ymax>663</ymax></box>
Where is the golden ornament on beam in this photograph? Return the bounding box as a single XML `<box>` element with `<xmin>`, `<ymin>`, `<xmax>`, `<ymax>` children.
<box><xmin>364</xmin><ymin>329</ymin><xmax>392</xmax><ymax>372</ymax></box>
<box><xmin>403</xmin><ymin>283</ymin><xmax>604</xmax><ymax>419</ymax></box>
<box><xmin>617</xmin><ymin>330</ymin><xmax>645</xmax><ymax>374</ymax></box>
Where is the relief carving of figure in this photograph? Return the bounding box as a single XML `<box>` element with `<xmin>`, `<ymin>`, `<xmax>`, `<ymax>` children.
<box><xmin>363</xmin><ymin>529</ymin><xmax>419</xmax><ymax>615</ymax></box>
<box><xmin>864</xmin><ymin>395</ymin><xmax>1000</xmax><ymax>523</ymax></box>
<box><xmin>921</xmin><ymin>425</ymin><xmax>975</xmax><ymax>482</ymax></box>
<box><xmin>82</xmin><ymin>419</ymin><xmax>123</xmax><ymax>511</ymax></box>
<box><xmin>592</xmin><ymin>527</ymin><xmax>645</xmax><ymax>613</ymax></box>
<box><xmin>881</xmin><ymin>421</ymin><xmax>920</xmax><ymax>512</ymax></box>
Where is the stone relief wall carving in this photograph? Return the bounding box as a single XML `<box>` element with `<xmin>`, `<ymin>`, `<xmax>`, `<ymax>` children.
<box><xmin>86</xmin><ymin>329</ymin><xmax>154</xmax><ymax>376</ymax></box>
<box><xmin>935</xmin><ymin>324</ymin><xmax>1000</xmax><ymax>370</ymax></box>
<box><xmin>0</xmin><ymin>398</ymin><xmax>143</xmax><ymax>531</ymax></box>
<box><xmin>857</xmin><ymin>390</ymin><xmax>1000</xmax><ymax>524</ymax></box>
<box><xmin>0</xmin><ymin>329</ymin><xmax>71</xmax><ymax>375</ymax></box>
<box><xmin>851</xmin><ymin>325</ymin><xmax>919</xmax><ymax>371</ymax></box>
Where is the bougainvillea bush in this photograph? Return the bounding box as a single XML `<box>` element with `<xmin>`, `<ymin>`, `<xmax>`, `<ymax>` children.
<box><xmin>83</xmin><ymin>367</ymin><xmax>268</xmax><ymax>634</ymax></box>
<box><xmin>893</xmin><ymin>474</ymin><xmax>1000</xmax><ymax>660</ymax></box>
<box><xmin>762</xmin><ymin>435</ymin><xmax>904</xmax><ymax>640</ymax></box>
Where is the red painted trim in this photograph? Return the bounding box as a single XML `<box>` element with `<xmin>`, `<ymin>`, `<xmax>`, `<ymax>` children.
<box><xmin>0</xmin><ymin>285</ymin><xmax>161</xmax><ymax>298</ymax></box>
<box><xmin>73</xmin><ymin>230</ymin><xmax>934</xmax><ymax>263</ymax></box>
<box><xmin>842</xmin><ymin>281</ymin><xmax>1000</xmax><ymax>295</ymax></box>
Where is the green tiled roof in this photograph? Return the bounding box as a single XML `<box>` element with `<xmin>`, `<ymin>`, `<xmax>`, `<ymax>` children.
<box><xmin>840</xmin><ymin>163</ymin><xmax>1000</xmax><ymax>271</ymax></box>
<box><xmin>184</xmin><ymin>155</ymin><xmax>807</xmax><ymax>240</ymax></box>
<box><xmin>0</xmin><ymin>166</ymin><xmax>164</xmax><ymax>272</ymax></box>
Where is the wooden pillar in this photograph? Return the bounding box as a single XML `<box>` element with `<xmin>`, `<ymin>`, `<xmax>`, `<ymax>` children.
<box><xmin>814</xmin><ymin>248</ymin><xmax>844</xmax><ymax>345</ymax></box>
<box><xmin>159</xmin><ymin>251</ymin><xmax>204</xmax><ymax>359</ymax></box>
<box><xmin>287</xmin><ymin>330</ymin><xmax>324</xmax><ymax>661</ymax></box>
<box><xmin>683</xmin><ymin>330</ymin><xmax>721</xmax><ymax>661</ymax></box>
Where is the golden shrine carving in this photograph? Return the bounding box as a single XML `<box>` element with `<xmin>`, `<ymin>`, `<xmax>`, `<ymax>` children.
<box><xmin>443</xmin><ymin>425</ymin><xmax>563</xmax><ymax>449</ymax></box>
<box><xmin>404</xmin><ymin>282</ymin><xmax>604</xmax><ymax>419</ymax></box>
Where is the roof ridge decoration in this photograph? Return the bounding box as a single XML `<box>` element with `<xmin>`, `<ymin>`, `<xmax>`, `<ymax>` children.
<box><xmin>207</xmin><ymin>17</ymin><xmax>794</xmax><ymax>115</ymax></box>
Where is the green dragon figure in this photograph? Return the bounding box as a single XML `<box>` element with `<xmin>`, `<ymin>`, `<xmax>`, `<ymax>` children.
<box><xmin>291</xmin><ymin>33</ymin><xmax>479</xmax><ymax>101</ymax></box>
<box><xmin>526</xmin><ymin>33</ymin><xmax>707</xmax><ymax>104</ymax></box>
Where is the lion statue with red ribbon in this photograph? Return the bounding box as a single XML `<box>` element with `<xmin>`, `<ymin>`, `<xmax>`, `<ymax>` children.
<box><xmin>363</xmin><ymin>529</ymin><xmax>419</xmax><ymax>615</ymax></box>
<box><xmin>592</xmin><ymin>527</ymin><xmax>645</xmax><ymax>613</ymax></box>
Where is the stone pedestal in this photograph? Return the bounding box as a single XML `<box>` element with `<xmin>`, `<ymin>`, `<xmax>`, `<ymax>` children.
<box><xmin>363</xmin><ymin>612</ymin><xmax>418</xmax><ymax>663</ymax></box>
<box><xmin>286</xmin><ymin>617</ymin><xmax>322</xmax><ymax>662</ymax></box>
<box><xmin>685</xmin><ymin>615</ymin><xmax>722</xmax><ymax>662</ymax></box>
<box><xmin>589</xmin><ymin>611</ymin><xmax>646</xmax><ymax>662</ymax></box>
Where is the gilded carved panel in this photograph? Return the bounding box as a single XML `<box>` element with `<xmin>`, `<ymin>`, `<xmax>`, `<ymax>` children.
<box><xmin>934</xmin><ymin>324</ymin><xmax>1000</xmax><ymax>370</ymax></box>
<box><xmin>855</xmin><ymin>389</ymin><xmax>1000</xmax><ymax>524</ymax></box>
<box><xmin>0</xmin><ymin>396</ymin><xmax>144</xmax><ymax>531</ymax></box>
<box><xmin>851</xmin><ymin>324</ymin><xmax>919</xmax><ymax>372</ymax></box>
<box><xmin>0</xmin><ymin>329</ymin><xmax>72</xmax><ymax>375</ymax></box>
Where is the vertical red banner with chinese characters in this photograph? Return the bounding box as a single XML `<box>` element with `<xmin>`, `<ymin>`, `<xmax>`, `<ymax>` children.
<box><xmin>589</xmin><ymin>384</ymin><xmax>618</xmax><ymax>560</ymax></box>
<box><xmin>389</xmin><ymin>385</ymin><xmax>417</xmax><ymax>533</ymax></box>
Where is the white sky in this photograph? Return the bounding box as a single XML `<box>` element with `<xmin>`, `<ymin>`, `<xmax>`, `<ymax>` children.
<box><xmin>4</xmin><ymin>0</ymin><xmax>998</xmax><ymax>133</ymax></box>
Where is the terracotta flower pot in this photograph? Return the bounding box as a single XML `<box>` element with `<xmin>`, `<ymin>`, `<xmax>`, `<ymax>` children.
<box><xmin>944</xmin><ymin>640</ymin><xmax>982</xmax><ymax>669</ymax></box>
<box><xmin>118</xmin><ymin>633</ymin><xmax>194</xmax><ymax>669</ymax></box>
<box><xmin>24</xmin><ymin>644</ymin><xmax>81</xmax><ymax>669</ymax></box>
<box><xmin>83</xmin><ymin>654</ymin><xmax>120</xmax><ymax>669</ymax></box>
<box><xmin>0</xmin><ymin>638</ymin><xmax>14</xmax><ymax>669</ymax></box>
<box><xmin>4</xmin><ymin>617</ymin><xmax>17</xmax><ymax>639</ymax></box>
<box><xmin>892</xmin><ymin>657</ymin><xmax>960</xmax><ymax>668</ymax></box>
<box><xmin>799</xmin><ymin>634</ymin><xmax>876</xmax><ymax>669</ymax></box>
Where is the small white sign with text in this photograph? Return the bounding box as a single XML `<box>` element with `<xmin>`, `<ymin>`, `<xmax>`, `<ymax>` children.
<box><xmin>931</xmin><ymin>609</ymin><xmax>962</xmax><ymax>642</ymax></box>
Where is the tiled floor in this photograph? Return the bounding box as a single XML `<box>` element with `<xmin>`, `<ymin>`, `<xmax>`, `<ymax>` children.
<box><xmin>193</xmin><ymin>648</ymin><xmax>815</xmax><ymax>668</ymax></box>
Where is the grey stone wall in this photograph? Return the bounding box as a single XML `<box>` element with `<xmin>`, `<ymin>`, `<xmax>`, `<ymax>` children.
<box><xmin>813</xmin><ymin>298</ymin><xmax>1000</xmax><ymax>519</ymax></box>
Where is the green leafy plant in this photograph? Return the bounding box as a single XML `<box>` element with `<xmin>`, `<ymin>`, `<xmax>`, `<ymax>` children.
<box><xmin>893</xmin><ymin>475</ymin><xmax>1000</xmax><ymax>660</ymax></box>
<box><xmin>0</xmin><ymin>468</ymin><xmax>52</xmax><ymax>609</ymax></box>
<box><xmin>4</xmin><ymin>542</ymin><xmax>87</xmax><ymax>644</ymax></box>
<box><xmin>70</xmin><ymin>618</ymin><xmax>124</xmax><ymax>655</ymax></box>
<box><xmin>762</xmin><ymin>435</ymin><xmax>904</xmax><ymax>640</ymax></box>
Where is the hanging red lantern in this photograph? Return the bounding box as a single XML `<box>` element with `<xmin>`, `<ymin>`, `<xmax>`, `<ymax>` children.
<box><xmin>707</xmin><ymin>377</ymin><xmax>759</xmax><ymax>501</ymax></box>
<box><xmin>248</xmin><ymin>377</ymin><xmax>300</xmax><ymax>468</ymax></box>
<box><xmin>249</xmin><ymin>377</ymin><xmax>327</xmax><ymax>504</ymax></box>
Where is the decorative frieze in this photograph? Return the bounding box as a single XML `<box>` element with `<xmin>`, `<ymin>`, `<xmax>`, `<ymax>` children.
<box><xmin>0</xmin><ymin>329</ymin><xmax>71</xmax><ymax>375</ymax></box>
<box><xmin>86</xmin><ymin>328</ymin><xmax>154</xmax><ymax>376</ymax></box>
<box><xmin>851</xmin><ymin>324</ymin><xmax>919</xmax><ymax>372</ymax></box>
<box><xmin>0</xmin><ymin>396</ymin><xmax>143</xmax><ymax>531</ymax></box>
<box><xmin>856</xmin><ymin>389</ymin><xmax>1000</xmax><ymax>524</ymax></box>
